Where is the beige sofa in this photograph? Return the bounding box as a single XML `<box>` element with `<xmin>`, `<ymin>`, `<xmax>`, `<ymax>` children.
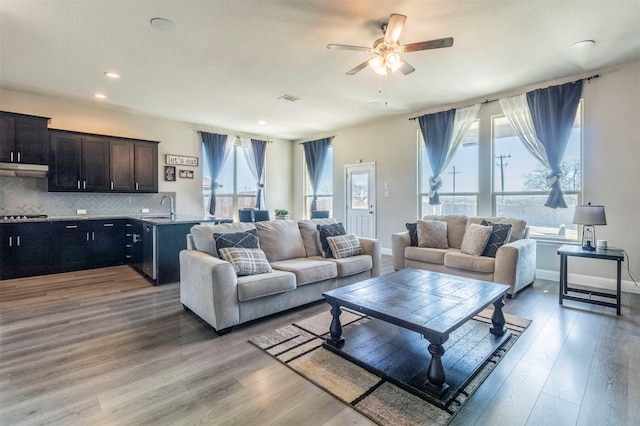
<box><xmin>392</xmin><ymin>215</ymin><xmax>536</xmax><ymax>297</ymax></box>
<box><xmin>180</xmin><ymin>218</ymin><xmax>380</xmax><ymax>334</ymax></box>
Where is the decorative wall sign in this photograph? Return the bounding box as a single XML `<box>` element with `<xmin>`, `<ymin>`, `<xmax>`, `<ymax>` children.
<box><xmin>166</xmin><ymin>154</ymin><xmax>199</xmax><ymax>167</ymax></box>
<box><xmin>164</xmin><ymin>166</ymin><xmax>176</xmax><ymax>181</ymax></box>
<box><xmin>179</xmin><ymin>169</ymin><xmax>194</xmax><ymax>179</ymax></box>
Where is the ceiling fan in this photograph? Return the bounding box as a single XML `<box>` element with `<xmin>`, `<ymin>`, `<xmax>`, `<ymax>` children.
<box><xmin>327</xmin><ymin>13</ymin><xmax>453</xmax><ymax>76</ymax></box>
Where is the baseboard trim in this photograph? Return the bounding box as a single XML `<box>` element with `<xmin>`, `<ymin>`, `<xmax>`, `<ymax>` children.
<box><xmin>537</xmin><ymin>269</ymin><xmax>640</xmax><ymax>294</ymax></box>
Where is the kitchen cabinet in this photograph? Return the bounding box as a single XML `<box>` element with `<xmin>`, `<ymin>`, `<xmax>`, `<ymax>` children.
<box><xmin>125</xmin><ymin>221</ymin><xmax>143</xmax><ymax>267</ymax></box>
<box><xmin>50</xmin><ymin>219</ymin><xmax>125</xmax><ymax>273</ymax></box>
<box><xmin>49</xmin><ymin>131</ymin><xmax>110</xmax><ymax>192</ymax></box>
<box><xmin>0</xmin><ymin>222</ymin><xmax>50</xmax><ymax>280</ymax></box>
<box><xmin>0</xmin><ymin>111</ymin><xmax>50</xmax><ymax>165</ymax></box>
<box><xmin>110</xmin><ymin>140</ymin><xmax>158</xmax><ymax>193</ymax></box>
<box><xmin>49</xmin><ymin>129</ymin><xmax>158</xmax><ymax>193</ymax></box>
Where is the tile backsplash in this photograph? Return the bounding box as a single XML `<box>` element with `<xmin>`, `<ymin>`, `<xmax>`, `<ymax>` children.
<box><xmin>0</xmin><ymin>176</ymin><xmax>176</xmax><ymax>217</ymax></box>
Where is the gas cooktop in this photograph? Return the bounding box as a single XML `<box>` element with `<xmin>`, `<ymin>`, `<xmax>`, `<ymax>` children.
<box><xmin>0</xmin><ymin>214</ymin><xmax>48</xmax><ymax>221</ymax></box>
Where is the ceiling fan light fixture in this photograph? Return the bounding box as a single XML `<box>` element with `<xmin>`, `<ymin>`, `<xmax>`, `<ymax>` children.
<box><xmin>369</xmin><ymin>56</ymin><xmax>387</xmax><ymax>75</ymax></box>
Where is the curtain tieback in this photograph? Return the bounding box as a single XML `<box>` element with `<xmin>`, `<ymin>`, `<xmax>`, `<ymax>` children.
<box><xmin>546</xmin><ymin>172</ymin><xmax>562</xmax><ymax>188</ymax></box>
<box><xmin>256</xmin><ymin>182</ymin><xmax>264</xmax><ymax>189</ymax></box>
<box><xmin>429</xmin><ymin>176</ymin><xmax>443</xmax><ymax>198</ymax></box>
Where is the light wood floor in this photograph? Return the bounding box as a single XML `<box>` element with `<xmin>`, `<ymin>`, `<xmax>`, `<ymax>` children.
<box><xmin>1</xmin><ymin>257</ymin><xmax>638</xmax><ymax>425</ymax></box>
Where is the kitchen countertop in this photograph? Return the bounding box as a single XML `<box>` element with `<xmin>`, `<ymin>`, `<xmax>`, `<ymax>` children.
<box><xmin>0</xmin><ymin>215</ymin><xmax>230</xmax><ymax>225</ymax></box>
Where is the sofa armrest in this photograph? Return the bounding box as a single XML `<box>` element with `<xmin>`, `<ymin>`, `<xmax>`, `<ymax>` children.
<box><xmin>494</xmin><ymin>238</ymin><xmax>537</xmax><ymax>295</ymax></box>
<box><xmin>391</xmin><ymin>231</ymin><xmax>411</xmax><ymax>271</ymax></box>
<box><xmin>358</xmin><ymin>237</ymin><xmax>381</xmax><ymax>277</ymax></box>
<box><xmin>179</xmin><ymin>249</ymin><xmax>240</xmax><ymax>331</ymax></box>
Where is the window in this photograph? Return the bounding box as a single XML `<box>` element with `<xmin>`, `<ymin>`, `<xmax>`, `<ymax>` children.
<box><xmin>203</xmin><ymin>140</ymin><xmax>257</xmax><ymax>219</ymax></box>
<box><xmin>303</xmin><ymin>147</ymin><xmax>333</xmax><ymax>217</ymax></box>
<box><xmin>492</xmin><ymin>101</ymin><xmax>582</xmax><ymax>239</ymax></box>
<box><xmin>418</xmin><ymin>121</ymin><xmax>479</xmax><ymax>217</ymax></box>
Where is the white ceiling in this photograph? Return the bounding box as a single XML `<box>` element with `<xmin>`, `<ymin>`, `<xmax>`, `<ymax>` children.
<box><xmin>1</xmin><ymin>1</ymin><xmax>640</xmax><ymax>140</ymax></box>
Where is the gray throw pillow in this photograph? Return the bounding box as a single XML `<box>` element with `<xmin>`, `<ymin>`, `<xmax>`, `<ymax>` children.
<box><xmin>219</xmin><ymin>247</ymin><xmax>272</xmax><ymax>276</ymax></box>
<box><xmin>481</xmin><ymin>220</ymin><xmax>513</xmax><ymax>258</ymax></box>
<box><xmin>316</xmin><ymin>222</ymin><xmax>346</xmax><ymax>258</ymax></box>
<box><xmin>213</xmin><ymin>229</ymin><xmax>259</xmax><ymax>257</ymax></box>
<box><xmin>460</xmin><ymin>223</ymin><xmax>492</xmax><ymax>256</ymax></box>
<box><xmin>416</xmin><ymin>219</ymin><xmax>448</xmax><ymax>249</ymax></box>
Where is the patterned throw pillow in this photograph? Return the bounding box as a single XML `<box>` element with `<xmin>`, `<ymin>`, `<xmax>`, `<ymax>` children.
<box><xmin>213</xmin><ymin>229</ymin><xmax>259</xmax><ymax>257</ymax></box>
<box><xmin>460</xmin><ymin>223</ymin><xmax>493</xmax><ymax>256</ymax></box>
<box><xmin>316</xmin><ymin>222</ymin><xmax>346</xmax><ymax>258</ymax></box>
<box><xmin>416</xmin><ymin>219</ymin><xmax>449</xmax><ymax>249</ymax></box>
<box><xmin>481</xmin><ymin>220</ymin><xmax>513</xmax><ymax>258</ymax></box>
<box><xmin>219</xmin><ymin>247</ymin><xmax>272</xmax><ymax>276</ymax></box>
<box><xmin>406</xmin><ymin>223</ymin><xmax>418</xmax><ymax>246</ymax></box>
<box><xmin>326</xmin><ymin>234</ymin><xmax>363</xmax><ymax>259</ymax></box>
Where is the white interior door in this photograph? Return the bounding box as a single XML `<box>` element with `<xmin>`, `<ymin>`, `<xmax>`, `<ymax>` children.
<box><xmin>345</xmin><ymin>162</ymin><xmax>376</xmax><ymax>238</ymax></box>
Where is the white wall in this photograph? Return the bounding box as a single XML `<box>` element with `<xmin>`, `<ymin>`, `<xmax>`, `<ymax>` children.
<box><xmin>0</xmin><ymin>89</ymin><xmax>294</xmax><ymax>217</ymax></box>
<box><xmin>312</xmin><ymin>58</ymin><xmax>640</xmax><ymax>289</ymax></box>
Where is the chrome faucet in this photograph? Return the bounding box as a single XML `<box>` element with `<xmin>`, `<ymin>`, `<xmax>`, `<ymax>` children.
<box><xmin>161</xmin><ymin>194</ymin><xmax>176</xmax><ymax>220</ymax></box>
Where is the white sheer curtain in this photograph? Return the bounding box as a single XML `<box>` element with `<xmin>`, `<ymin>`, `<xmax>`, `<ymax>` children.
<box><xmin>238</xmin><ymin>137</ymin><xmax>265</xmax><ymax>208</ymax></box>
<box><xmin>499</xmin><ymin>94</ymin><xmax>550</xmax><ymax>169</ymax></box>
<box><xmin>443</xmin><ymin>104</ymin><xmax>482</xmax><ymax>167</ymax></box>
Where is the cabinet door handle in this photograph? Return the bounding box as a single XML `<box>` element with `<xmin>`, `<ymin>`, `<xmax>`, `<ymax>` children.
<box><xmin>16</xmin><ymin>236</ymin><xmax>20</xmax><ymax>246</ymax></box>
<box><xmin>86</xmin><ymin>232</ymin><xmax>90</xmax><ymax>242</ymax></box>
<box><xmin>10</xmin><ymin>152</ymin><xmax>14</xmax><ymax>162</ymax></box>
<box><xmin>92</xmin><ymin>232</ymin><xmax>95</xmax><ymax>241</ymax></box>
<box><xmin>66</xmin><ymin>225</ymin><xmax>78</xmax><ymax>229</ymax></box>
<box><xmin>83</xmin><ymin>181</ymin><xmax>87</xmax><ymax>189</ymax></box>
<box><xmin>111</xmin><ymin>182</ymin><xmax>114</xmax><ymax>190</ymax></box>
<box><xmin>17</xmin><ymin>152</ymin><xmax>21</xmax><ymax>162</ymax></box>
<box><xmin>8</xmin><ymin>236</ymin><xmax>12</xmax><ymax>247</ymax></box>
<box><xmin>77</xmin><ymin>180</ymin><xmax>81</xmax><ymax>189</ymax></box>
<box><xmin>103</xmin><ymin>223</ymin><xmax>114</xmax><ymax>227</ymax></box>
<box><xmin>136</xmin><ymin>182</ymin><xmax>139</xmax><ymax>191</ymax></box>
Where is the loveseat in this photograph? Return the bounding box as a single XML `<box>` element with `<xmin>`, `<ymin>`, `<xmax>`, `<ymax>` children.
<box><xmin>180</xmin><ymin>218</ymin><xmax>380</xmax><ymax>334</ymax></box>
<box><xmin>392</xmin><ymin>215</ymin><xmax>536</xmax><ymax>297</ymax></box>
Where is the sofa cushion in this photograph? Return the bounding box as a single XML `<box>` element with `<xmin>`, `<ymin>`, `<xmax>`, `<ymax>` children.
<box><xmin>236</xmin><ymin>270</ymin><xmax>297</xmax><ymax>301</ymax></box>
<box><xmin>316</xmin><ymin>222</ymin><xmax>346</xmax><ymax>258</ymax></box>
<box><xmin>330</xmin><ymin>255</ymin><xmax>373</xmax><ymax>277</ymax></box>
<box><xmin>481</xmin><ymin>220</ymin><xmax>513</xmax><ymax>258</ymax></box>
<box><xmin>404</xmin><ymin>246</ymin><xmax>449</xmax><ymax>265</ymax></box>
<box><xmin>421</xmin><ymin>215</ymin><xmax>468</xmax><ymax>248</ymax></box>
<box><xmin>190</xmin><ymin>222</ymin><xmax>256</xmax><ymax>257</ymax></box>
<box><xmin>406</xmin><ymin>223</ymin><xmax>418</xmax><ymax>246</ymax></box>
<box><xmin>270</xmin><ymin>258</ymin><xmax>337</xmax><ymax>286</ymax></box>
<box><xmin>417</xmin><ymin>219</ymin><xmax>449</xmax><ymax>249</ymax></box>
<box><xmin>298</xmin><ymin>218</ymin><xmax>338</xmax><ymax>257</ymax></box>
<box><xmin>468</xmin><ymin>216</ymin><xmax>527</xmax><ymax>242</ymax></box>
<box><xmin>219</xmin><ymin>247</ymin><xmax>272</xmax><ymax>276</ymax></box>
<box><xmin>213</xmin><ymin>229</ymin><xmax>259</xmax><ymax>256</ymax></box>
<box><xmin>255</xmin><ymin>219</ymin><xmax>306</xmax><ymax>262</ymax></box>
<box><xmin>460</xmin><ymin>223</ymin><xmax>492</xmax><ymax>256</ymax></box>
<box><xmin>445</xmin><ymin>251</ymin><xmax>495</xmax><ymax>274</ymax></box>
<box><xmin>327</xmin><ymin>234</ymin><xmax>363</xmax><ymax>259</ymax></box>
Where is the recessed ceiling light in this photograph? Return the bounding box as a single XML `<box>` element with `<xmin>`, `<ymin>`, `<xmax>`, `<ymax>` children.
<box><xmin>104</xmin><ymin>72</ymin><xmax>121</xmax><ymax>79</ymax></box>
<box><xmin>258</xmin><ymin>120</ymin><xmax>267</xmax><ymax>125</ymax></box>
<box><xmin>93</xmin><ymin>93</ymin><xmax>107</xmax><ymax>99</ymax></box>
<box><xmin>570</xmin><ymin>40</ymin><xmax>595</xmax><ymax>52</ymax></box>
<box><xmin>150</xmin><ymin>18</ymin><xmax>176</xmax><ymax>32</ymax></box>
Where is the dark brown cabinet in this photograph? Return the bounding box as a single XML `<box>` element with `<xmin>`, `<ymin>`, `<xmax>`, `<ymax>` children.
<box><xmin>49</xmin><ymin>130</ymin><xmax>158</xmax><ymax>193</ymax></box>
<box><xmin>0</xmin><ymin>111</ymin><xmax>50</xmax><ymax>165</ymax></box>
<box><xmin>0</xmin><ymin>222</ymin><xmax>50</xmax><ymax>280</ymax></box>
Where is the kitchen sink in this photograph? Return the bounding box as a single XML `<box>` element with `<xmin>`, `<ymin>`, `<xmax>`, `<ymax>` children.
<box><xmin>141</xmin><ymin>215</ymin><xmax>173</xmax><ymax>219</ymax></box>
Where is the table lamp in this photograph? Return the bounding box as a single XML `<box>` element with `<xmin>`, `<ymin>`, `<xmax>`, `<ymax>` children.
<box><xmin>573</xmin><ymin>203</ymin><xmax>607</xmax><ymax>251</ymax></box>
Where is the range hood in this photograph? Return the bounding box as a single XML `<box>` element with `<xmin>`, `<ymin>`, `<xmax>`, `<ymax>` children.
<box><xmin>0</xmin><ymin>162</ymin><xmax>49</xmax><ymax>178</ymax></box>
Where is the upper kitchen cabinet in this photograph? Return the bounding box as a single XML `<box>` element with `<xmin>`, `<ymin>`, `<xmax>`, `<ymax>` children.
<box><xmin>0</xmin><ymin>111</ymin><xmax>51</xmax><ymax>165</ymax></box>
<box><xmin>49</xmin><ymin>130</ymin><xmax>110</xmax><ymax>192</ymax></box>
<box><xmin>49</xmin><ymin>129</ymin><xmax>158</xmax><ymax>193</ymax></box>
<box><xmin>110</xmin><ymin>139</ymin><xmax>158</xmax><ymax>193</ymax></box>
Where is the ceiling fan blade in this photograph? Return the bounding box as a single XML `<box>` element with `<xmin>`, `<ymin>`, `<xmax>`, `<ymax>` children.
<box><xmin>399</xmin><ymin>60</ymin><xmax>415</xmax><ymax>75</ymax></box>
<box><xmin>384</xmin><ymin>14</ymin><xmax>407</xmax><ymax>45</ymax></box>
<box><xmin>401</xmin><ymin>37</ymin><xmax>454</xmax><ymax>53</ymax></box>
<box><xmin>346</xmin><ymin>59</ymin><xmax>371</xmax><ymax>75</ymax></box>
<box><xmin>327</xmin><ymin>43</ymin><xmax>372</xmax><ymax>52</ymax></box>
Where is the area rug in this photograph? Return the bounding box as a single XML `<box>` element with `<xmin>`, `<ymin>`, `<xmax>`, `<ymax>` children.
<box><xmin>250</xmin><ymin>307</ymin><xmax>530</xmax><ymax>426</ymax></box>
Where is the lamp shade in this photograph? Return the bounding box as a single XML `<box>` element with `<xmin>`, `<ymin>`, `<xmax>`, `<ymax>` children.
<box><xmin>573</xmin><ymin>204</ymin><xmax>607</xmax><ymax>225</ymax></box>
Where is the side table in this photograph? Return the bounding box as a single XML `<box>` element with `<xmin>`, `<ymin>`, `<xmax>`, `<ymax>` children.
<box><xmin>557</xmin><ymin>244</ymin><xmax>624</xmax><ymax>315</ymax></box>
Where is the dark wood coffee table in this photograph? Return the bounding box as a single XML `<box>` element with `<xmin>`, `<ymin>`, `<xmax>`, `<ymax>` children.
<box><xmin>323</xmin><ymin>268</ymin><xmax>510</xmax><ymax>400</ymax></box>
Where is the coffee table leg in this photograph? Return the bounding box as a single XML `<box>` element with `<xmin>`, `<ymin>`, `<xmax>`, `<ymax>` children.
<box><xmin>490</xmin><ymin>297</ymin><xmax>506</xmax><ymax>337</ymax></box>
<box><xmin>426</xmin><ymin>342</ymin><xmax>447</xmax><ymax>391</ymax></box>
<box><xmin>326</xmin><ymin>302</ymin><xmax>345</xmax><ymax>348</ymax></box>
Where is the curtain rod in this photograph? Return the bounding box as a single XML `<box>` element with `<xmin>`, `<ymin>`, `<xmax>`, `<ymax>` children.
<box><xmin>298</xmin><ymin>135</ymin><xmax>337</xmax><ymax>145</ymax></box>
<box><xmin>197</xmin><ymin>131</ymin><xmax>273</xmax><ymax>142</ymax></box>
<box><xmin>408</xmin><ymin>74</ymin><xmax>600</xmax><ymax>121</ymax></box>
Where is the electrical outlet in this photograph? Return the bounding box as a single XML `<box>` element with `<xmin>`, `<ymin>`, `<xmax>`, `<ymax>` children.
<box><xmin>76</xmin><ymin>209</ymin><xmax>87</xmax><ymax>215</ymax></box>
<box><xmin>141</xmin><ymin>208</ymin><xmax>149</xmax><ymax>213</ymax></box>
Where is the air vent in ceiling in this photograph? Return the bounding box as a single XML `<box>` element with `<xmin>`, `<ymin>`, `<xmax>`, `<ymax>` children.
<box><xmin>277</xmin><ymin>94</ymin><xmax>300</xmax><ymax>102</ymax></box>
